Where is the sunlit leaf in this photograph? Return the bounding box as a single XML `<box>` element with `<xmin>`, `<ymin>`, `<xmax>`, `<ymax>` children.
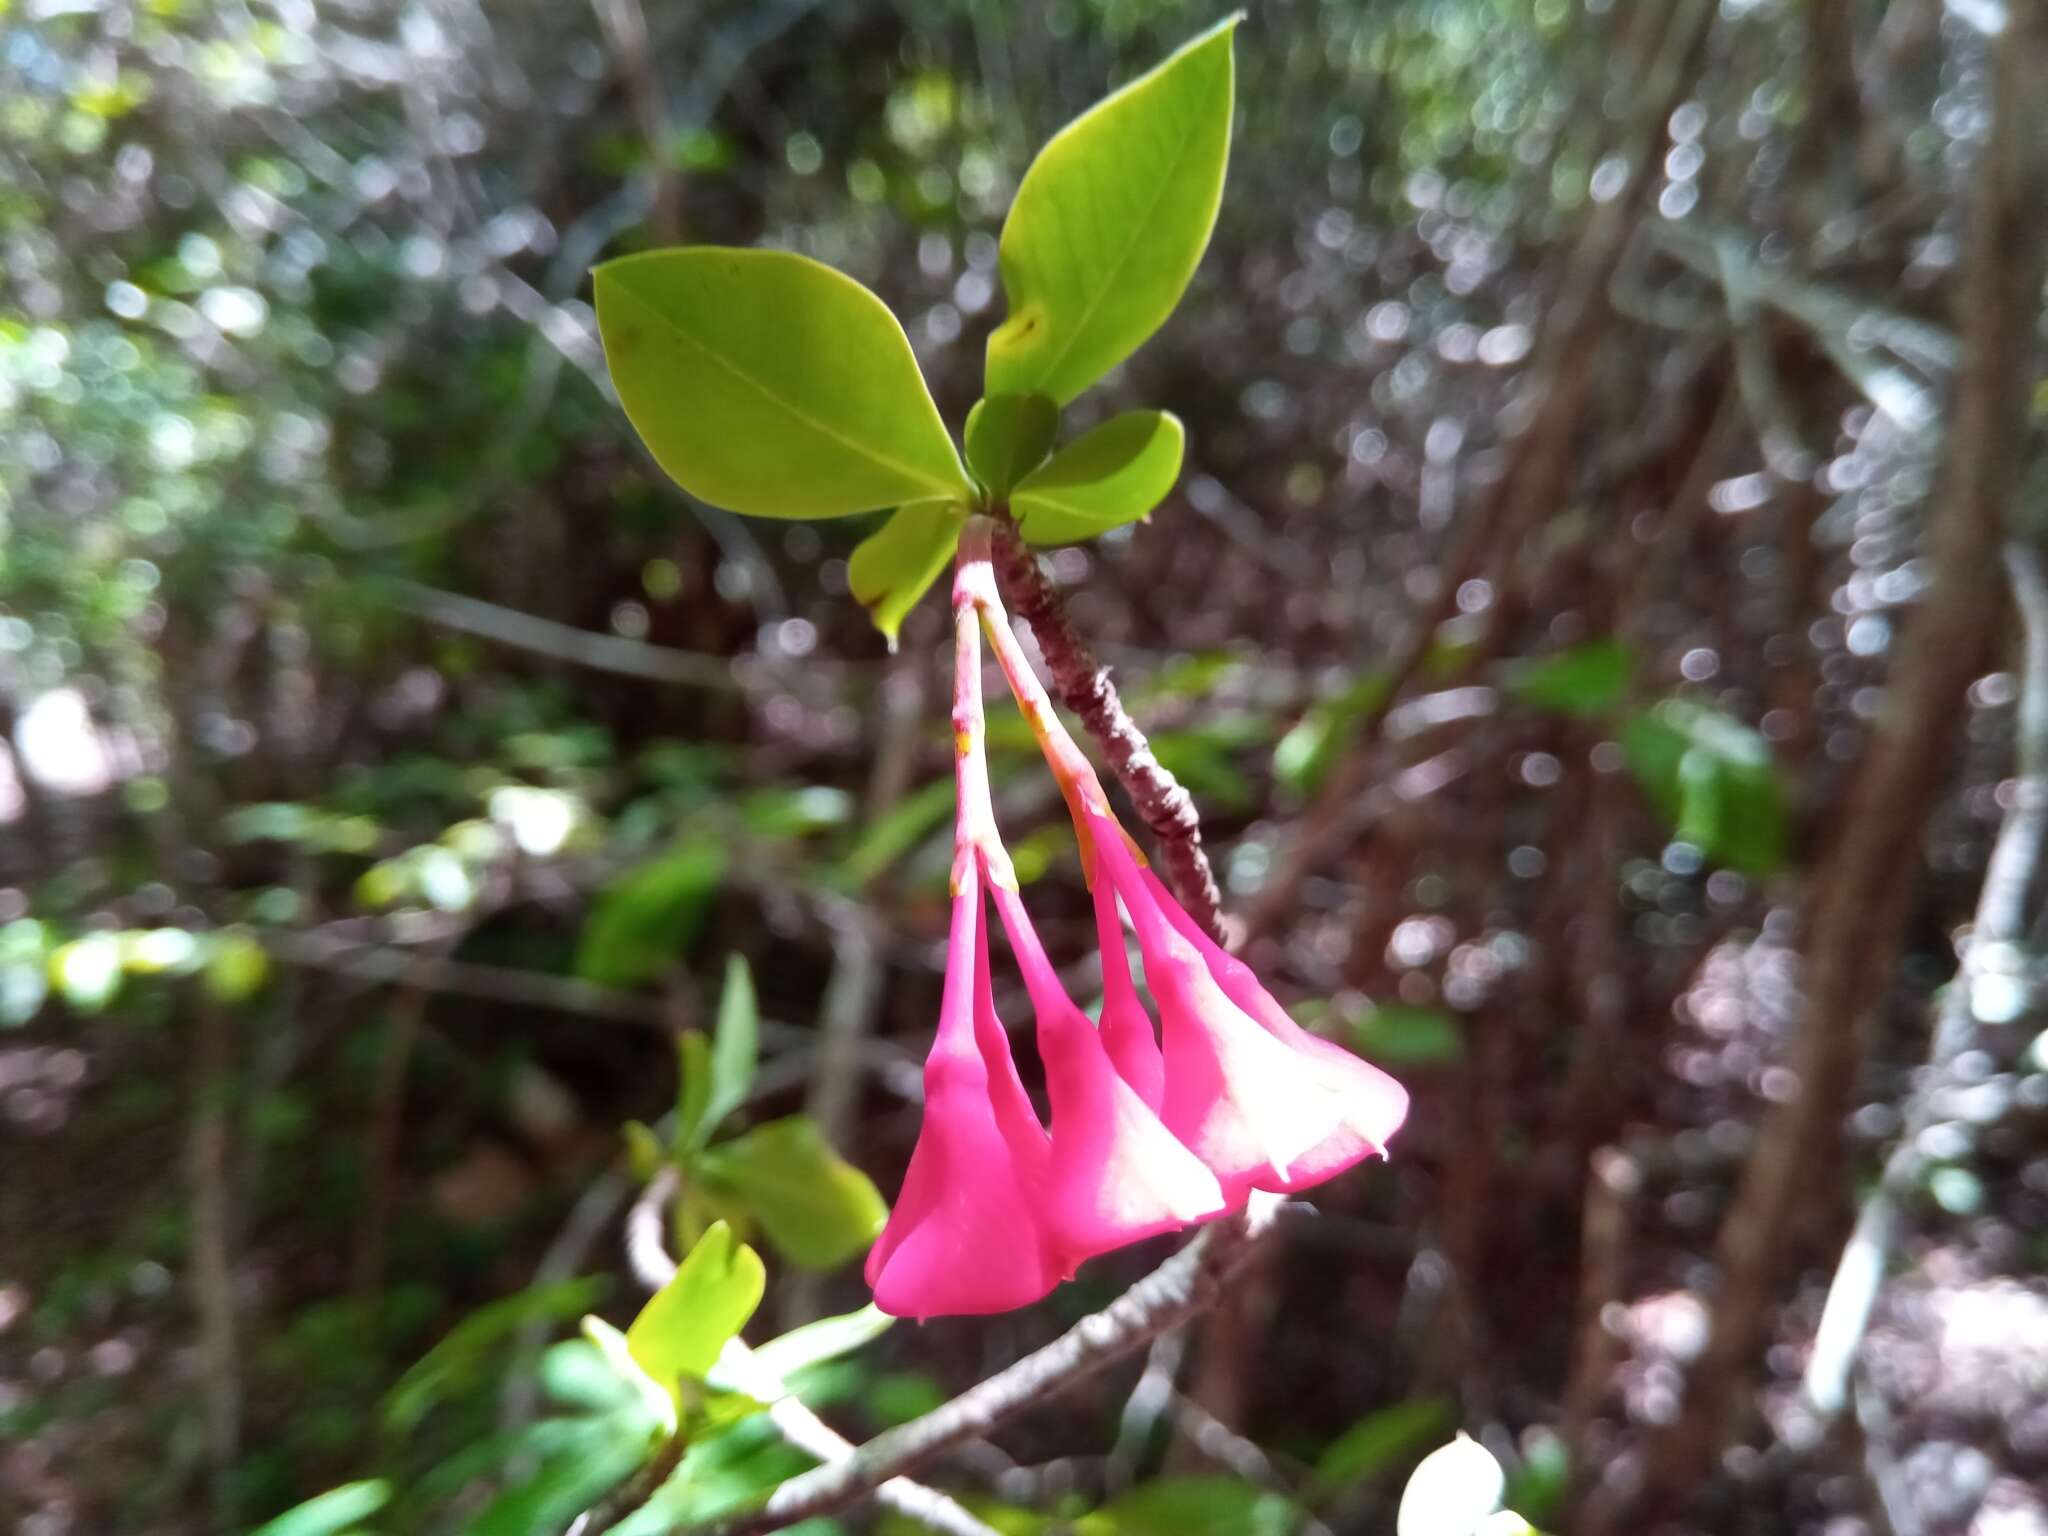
<box><xmin>1012</xmin><ymin>411</ymin><xmax>1185</xmax><ymax>546</ymax></box>
<box><xmin>596</xmin><ymin>248</ymin><xmax>974</xmax><ymax>518</ymax></box>
<box><xmin>965</xmin><ymin>393</ymin><xmax>1059</xmax><ymax>498</ymax></box>
<box><xmin>848</xmin><ymin>500</ymin><xmax>965</xmax><ymax>644</ymax></box>
<box><xmin>49</xmin><ymin>932</ymin><xmax>122</xmax><ymax>1013</ymax></box>
<box><xmin>698</xmin><ymin>1115</ymin><xmax>887</xmax><ymax>1271</ymax></box>
<box><xmin>203</xmin><ymin>928</ymin><xmax>270</xmax><ymax>1004</ymax></box>
<box><xmin>986</xmin><ymin>18</ymin><xmax>1239</xmax><ymax>405</ymax></box>
<box><xmin>625</xmin><ymin>1221</ymin><xmax>766</xmax><ymax>1404</ymax></box>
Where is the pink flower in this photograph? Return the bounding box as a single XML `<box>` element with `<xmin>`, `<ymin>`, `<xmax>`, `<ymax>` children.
<box><xmin>866</xmin><ymin>518</ymin><xmax>1406</xmax><ymax>1319</ymax></box>
<box><xmin>988</xmin><ymin>877</ymin><xmax>1225</xmax><ymax>1266</ymax></box>
<box><xmin>1134</xmin><ymin>865</ymin><xmax>1407</xmax><ymax>1187</ymax></box>
<box><xmin>864</xmin><ymin>856</ymin><xmax>1063</xmax><ymax>1320</ymax></box>
<box><xmin>1092</xmin><ymin>871</ymin><xmax>1166</xmax><ymax>1113</ymax></box>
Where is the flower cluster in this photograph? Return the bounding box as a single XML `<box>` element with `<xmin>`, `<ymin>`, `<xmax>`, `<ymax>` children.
<box><xmin>865</xmin><ymin>522</ymin><xmax>1408</xmax><ymax>1320</ymax></box>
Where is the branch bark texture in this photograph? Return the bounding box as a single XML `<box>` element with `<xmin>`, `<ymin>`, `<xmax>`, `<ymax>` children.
<box><xmin>990</xmin><ymin>521</ymin><xmax>1225</xmax><ymax>943</ymax></box>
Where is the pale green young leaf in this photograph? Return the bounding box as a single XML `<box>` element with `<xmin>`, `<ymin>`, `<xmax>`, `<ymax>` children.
<box><xmin>848</xmin><ymin>499</ymin><xmax>965</xmax><ymax>643</ymax></box>
<box><xmin>696</xmin><ymin>953</ymin><xmax>758</xmax><ymax>1148</ymax></box>
<box><xmin>624</xmin><ymin>1221</ymin><xmax>766</xmax><ymax>1409</ymax></box>
<box><xmin>965</xmin><ymin>393</ymin><xmax>1059</xmax><ymax>498</ymax></box>
<box><xmin>697</xmin><ymin>1114</ymin><xmax>888</xmax><ymax>1271</ymax></box>
<box><xmin>595</xmin><ymin>248</ymin><xmax>973</xmax><ymax>518</ymax></box>
<box><xmin>1012</xmin><ymin>411</ymin><xmax>1185</xmax><ymax>545</ymax></box>
<box><xmin>986</xmin><ymin>17</ymin><xmax>1239</xmax><ymax>405</ymax></box>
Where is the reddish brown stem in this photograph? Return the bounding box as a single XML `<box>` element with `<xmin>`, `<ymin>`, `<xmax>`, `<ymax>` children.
<box><xmin>990</xmin><ymin>521</ymin><xmax>1225</xmax><ymax>944</ymax></box>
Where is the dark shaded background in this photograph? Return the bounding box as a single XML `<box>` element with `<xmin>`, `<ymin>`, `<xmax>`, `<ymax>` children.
<box><xmin>3</xmin><ymin>1</ymin><xmax>2045</xmax><ymax>1532</ymax></box>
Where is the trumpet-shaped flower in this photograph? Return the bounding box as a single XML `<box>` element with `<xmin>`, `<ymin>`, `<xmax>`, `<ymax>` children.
<box><xmin>867</xmin><ymin>518</ymin><xmax>1406</xmax><ymax>1319</ymax></box>
<box><xmin>1093</xmin><ymin>873</ymin><xmax>1166</xmax><ymax>1113</ymax></box>
<box><xmin>989</xmin><ymin>878</ymin><xmax>1226</xmax><ymax>1265</ymax></box>
<box><xmin>1135</xmin><ymin>865</ymin><xmax>1408</xmax><ymax>1188</ymax></box>
<box><xmin>863</xmin><ymin>856</ymin><xmax>1064</xmax><ymax>1320</ymax></box>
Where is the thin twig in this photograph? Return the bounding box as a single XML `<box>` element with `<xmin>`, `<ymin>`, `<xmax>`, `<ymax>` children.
<box><xmin>989</xmin><ymin>521</ymin><xmax>1225</xmax><ymax>943</ymax></box>
<box><xmin>699</xmin><ymin>1199</ymin><xmax>1283</xmax><ymax>1536</ymax></box>
<box><xmin>374</xmin><ymin>579</ymin><xmax>745</xmax><ymax>689</ymax></box>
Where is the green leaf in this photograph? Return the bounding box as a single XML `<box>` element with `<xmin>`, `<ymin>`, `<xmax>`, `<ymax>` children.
<box><xmin>698</xmin><ymin>1115</ymin><xmax>888</xmax><ymax>1271</ymax></box>
<box><xmin>582</xmin><ymin>1314</ymin><xmax>681</xmax><ymax>1433</ymax></box>
<box><xmin>1501</xmin><ymin>1428</ymin><xmax>1569</xmax><ymax>1528</ymax></box>
<box><xmin>745</xmin><ymin>1303</ymin><xmax>894</xmax><ymax>1384</ymax></box>
<box><xmin>1012</xmin><ymin>411</ymin><xmax>1185</xmax><ymax>545</ymax></box>
<box><xmin>1273</xmin><ymin>671</ymin><xmax>1391</xmax><ymax>795</ymax></box>
<box><xmin>675</xmin><ymin>1032</ymin><xmax>714</xmax><ymax>1153</ymax></box>
<box><xmin>1501</xmin><ymin>638</ymin><xmax>1636</xmax><ymax>719</ymax></box>
<box><xmin>834</xmin><ymin>778</ymin><xmax>956</xmax><ymax>887</ymax></box>
<box><xmin>739</xmin><ymin>785</ymin><xmax>854</xmax><ymax>838</ymax></box>
<box><xmin>596</xmin><ymin>248</ymin><xmax>974</xmax><ymax>518</ymax></box>
<box><xmin>1620</xmin><ymin>699</ymin><xmax>1786</xmax><ymax>876</ymax></box>
<box><xmin>848</xmin><ymin>500</ymin><xmax>964</xmax><ymax>644</ymax></box>
<box><xmin>965</xmin><ymin>393</ymin><xmax>1059</xmax><ymax>498</ymax></box>
<box><xmin>986</xmin><ymin>17</ymin><xmax>1239</xmax><ymax>405</ymax></box>
<box><xmin>626</xmin><ymin>1221</ymin><xmax>766</xmax><ymax>1404</ymax></box>
<box><xmin>575</xmin><ymin>840</ymin><xmax>726</xmax><ymax>988</ymax></box>
<box><xmin>698</xmin><ymin>954</ymin><xmax>758</xmax><ymax>1149</ymax></box>
<box><xmin>250</xmin><ymin>1482</ymin><xmax>393</xmax><ymax>1536</ymax></box>
<box><xmin>382</xmin><ymin>1277</ymin><xmax>609</xmax><ymax>1435</ymax></box>
<box><xmin>462</xmin><ymin>1406</ymin><xmax>655</xmax><ymax>1536</ymax></box>
<box><xmin>1340</xmin><ymin>1004</ymin><xmax>1465</xmax><ymax>1067</ymax></box>
<box><xmin>1311</xmin><ymin>1397</ymin><xmax>1455</xmax><ymax>1495</ymax></box>
<box><xmin>1092</xmin><ymin>1476</ymin><xmax>1298</xmax><ymax>1536</ymax></box>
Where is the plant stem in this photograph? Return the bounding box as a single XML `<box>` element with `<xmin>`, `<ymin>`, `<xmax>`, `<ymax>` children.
<box><xmin>988</xmin><ymin>520</ymin><xmax>1226</xmax><ymax>943</ymax></box>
